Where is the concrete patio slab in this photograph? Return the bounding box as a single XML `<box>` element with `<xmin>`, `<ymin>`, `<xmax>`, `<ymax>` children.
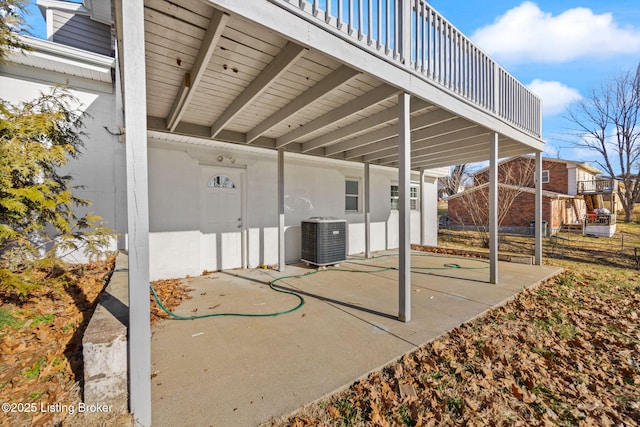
<box><xmin>150</xmin><ymin>251</ymin><xmax>562</xmax><ymax>426</ymax></box>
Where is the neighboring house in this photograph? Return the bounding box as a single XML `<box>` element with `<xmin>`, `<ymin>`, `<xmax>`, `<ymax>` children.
<box><xmin>447</xmin><ymin>156</ymin><xmax>618</xmax><ymax>236</ymax></box>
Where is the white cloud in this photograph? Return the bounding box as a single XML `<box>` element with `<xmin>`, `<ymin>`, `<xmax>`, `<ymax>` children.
<box><xmin>527</xmin><ymin>79</ymin><xmax>581</xmax><ymax>116</ymax></box>
<box><xmin>472</xmin><ymin>1</ymin><xmax>640</xmax><ymax>63</ymax></box>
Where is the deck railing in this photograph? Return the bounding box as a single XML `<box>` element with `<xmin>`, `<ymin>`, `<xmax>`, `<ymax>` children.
<box><xmin>277</xmin><ymin>0</ymin><xmax>542</xmax><ymax>138</ymax></box>
<box><xmin>584</xmin><ymin>213</ymin><xmax>616</xmax><ymax>226</ymax></box>
<box><xmin>578</xmin><ymin>179</ymin><xmax>618</xmax><ymax>194</ymax></box>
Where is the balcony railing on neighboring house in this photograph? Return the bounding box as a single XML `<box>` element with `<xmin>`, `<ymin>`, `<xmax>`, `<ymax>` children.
<box><xmin>578</xmin><ymin>179</ymin><xmax>618</xmax><ymax>194</ymax></box>
<box><xmin>276</xmin><ymin>0</ymin><xmax>542</xmax><ymax>138</ymax></box>
<box><xmin>584</xmin><ymin>212</ymin><xmax>616</xmax><ymax>226</ymax></box>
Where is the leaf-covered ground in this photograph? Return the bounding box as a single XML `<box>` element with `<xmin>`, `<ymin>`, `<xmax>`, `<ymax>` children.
<box><xmin>149</xmin><ymin>279</ymin><xmax>193</xmax><ymax>323</ymax></box>
<box><xmin>268</xmin><ymin>268</ymin><xmax>640</xmax><ymax>426</ymax></box>
<box><xmin>0</xmin><ymin>258</ymin><xmax>192</xmax><ymax>427</ymax></box>
<box><xmin>0</xmin><ymin>258</ymin><xmax>115</xmax><ymax>426</ymax></box>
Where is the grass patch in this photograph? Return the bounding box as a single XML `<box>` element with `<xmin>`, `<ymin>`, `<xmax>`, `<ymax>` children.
<box><xmin>24</xmin><ymin>357</ymin><xmax>46</xmax><ymax>380</ymax></box>
<box><xmin>445</xmin><ymin>396</ymin><xmax>462</xmax><ymax>415</ymax></box>
<box><xmin>398</xmin><ymin>404</ymin><xmax>416</xmax><ymax>427</ymax></box>
<box><xmin>28</xmin><ymin>390</ymin><xmax>47</xmax><ymax>400</ymax></box>
<box><xmin>31</xmin><ymin>313</ymin><xmax>55</xmax><ymax>326</ymax></box>
<box><xmin>0</xmin><ymin>308</ymin><xmax>23</xmax><ymax>330</ymax></box>
<box><xmin>336</xmin><ymin>398</ymin><xmax>362</xmax><ymax>426</ymax></box>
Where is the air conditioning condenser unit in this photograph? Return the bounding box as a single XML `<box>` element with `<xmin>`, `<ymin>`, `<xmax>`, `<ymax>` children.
<box><xmin>301</xmin><ymin>217</ymin><xmax>347</xmax><ymax>266</ymax></box>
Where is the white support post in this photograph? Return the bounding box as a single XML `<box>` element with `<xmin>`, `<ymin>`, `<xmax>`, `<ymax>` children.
<box><xmin>277</xmin><ymin>149</ymin><xmax>285</xmax><ymax>272</ymax></box>
<box><xmin>120</xmin><ymin>1</ymin><xmax>151</xmax><ymax>425</ymax></box>
<box><xmin>398</xmin><ymin>92</ymin><xmax>411</xmax><ymax>322</ymax></box>
<box><xmin>535</xmin><ymin>151</ymin><xmax>543</xmax><ymax>265</ymax></box>
<box><xmin>364</xmin><ymin>162</ymin><xmax>371</xmax><ymax>259</ymax></box>
<box><xmin>489</xmin><ymin>132</ymin><xmax>498</xmax><ymax>285</ymax></box>
<box><xmin>420</xmin><ymin>169</ymin><xmax>427</xmax><ymax>246</ymax></box>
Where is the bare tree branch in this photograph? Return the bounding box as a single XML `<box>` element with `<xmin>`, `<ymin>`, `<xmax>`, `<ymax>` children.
<box><xmin>451</xmin><ymin>157</ymin><xmax>536</xmax><ymax>248</ymax></box>
<box><xmin>564</xmin><ymin>63</ymin><xmax>640</xmax><ymax>222</ymax></box>
<box><xmin>439</xmin><ymin>164</ymin><xmax>469</xmax><ymax>197</ymax></box>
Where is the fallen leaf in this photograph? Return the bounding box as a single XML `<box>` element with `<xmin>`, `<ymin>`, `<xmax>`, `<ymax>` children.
<box><xmin>369</xmin><ymin>400</ymin><xmax>389</xmax><ymax>426</ymax></box>
<box><xmin>327</xmin><ymin>405</ymin><xmax>340</xmax><ymax>419</ymax></box>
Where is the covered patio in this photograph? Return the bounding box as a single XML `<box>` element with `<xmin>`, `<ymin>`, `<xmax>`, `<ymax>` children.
<box><xmin>149</xmin><ymin>251</ymin><xmax>562</xmax><ymax>426</ymax></box>
<box><xmin>112</xmin><ymin>0</ymin><xmax>548</xmax><ymax>423</ymax></box>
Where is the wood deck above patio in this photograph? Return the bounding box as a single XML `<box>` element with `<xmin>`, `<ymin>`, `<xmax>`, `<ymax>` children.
<box><xmin>135</xmin><ymin>0</ymin><xmax>544</xmax><ymax>170</ymax></box>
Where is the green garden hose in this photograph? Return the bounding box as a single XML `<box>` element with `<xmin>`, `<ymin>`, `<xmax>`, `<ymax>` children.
<box><xmin>149</xmin><ymin>276</ymin><xmax>306</xmax><ymax>320</ymax></box>
<box><xmin>149</xmin><ymin>253</ymin><xmax>488</xmax><ymax>320</ymax></box>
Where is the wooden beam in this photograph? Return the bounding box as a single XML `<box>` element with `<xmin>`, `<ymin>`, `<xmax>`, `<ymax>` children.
<box><xmin>402</xmin><ymin>137</ymin><xmax>498</xmax><ymax>163</ymax></box>
<box><xmin>409</xmin><ymin>146</ymin><xmax>530</xmax><ymax>170</ymax></box>
<box><xmin>406</xmin><ymin>142</ymin><xmax>529</xmax><ymax>169</ymax></box>
<box><xmin>405</xmin><ymin>139</ymin><xmax>518</xmax><ymax>166</ymax></box>
<box><xmin>167</xmin><ymin>10</ymin><xmax>229</xmax><ymax>131</ymax></box>
<box><xmin>344</xmin><ymin>116</ymin><xmax>470</xmax><ymax>160</ymax></box>
<box><xmin>148</xmin><ymin>116</ymin><xmax>278</xmax><ymax>149</ymax></box>
<box><xmin>325</xmin><ymin>107</ymin><xmax>455</xmax><ymax>157</ymax></box>
<box><xmin>365</xmin><ymin>126</ymin><xmax>488</xmax><ymax>163</ymax></box>
<box><xmin>301</xmin><ymin>98</ymin><xmax>431</xmax><ymax>152</ymax></box>
<box><xmin>202</xmin><ymin>0</ymin><xmax>545</xmax><ymax>151</ymax></box>
<box><xmin>246</xmin><ymin>65</ymin><xmax>359</xmax><ymax>143</ymax></box>
<box><xmin>276</xmin><ymin>84</ymin><xmax>400</xmax><ymax>148</ymax></box>
<box><xmin>211</xmin><ymin>41</ymin><xmax>307</xmax><ymax>138</ymax></box>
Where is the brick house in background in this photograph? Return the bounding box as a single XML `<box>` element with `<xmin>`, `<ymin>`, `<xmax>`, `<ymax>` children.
<box><xmin>447</xmin><ymin>156</ymin><xmax>618</xmax><ymax>236</ymax></box>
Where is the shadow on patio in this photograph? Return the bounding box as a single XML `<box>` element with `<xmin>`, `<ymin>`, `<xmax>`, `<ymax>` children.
<box><xmin>150</xmin><ymin>251</ymin><xmax>562</xmax><ymax>426</ymax></box>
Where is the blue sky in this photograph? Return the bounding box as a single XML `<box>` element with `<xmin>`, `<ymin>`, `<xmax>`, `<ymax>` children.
<box><xmin>21</xmin><ymin>1</ymin><xmax>640</xmax><ymax>166</ymax></box>
<box><xmin>429</xmin><ymin>0</ymin><xmax>640</xmax><ymax>165</ymax></box>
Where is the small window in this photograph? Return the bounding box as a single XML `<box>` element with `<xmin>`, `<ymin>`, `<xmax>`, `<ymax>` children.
<box><xmin>208</xmin><ymin>175</ymin><xmax>235</xmax><ymax>188</ymax></box>
<box><xmin>390</xmin><ymin>185</ymin><xmax>399</xmax><ymax>210</ymax></box>
<box><xmin>541</xmin><ymin>170</ymin><xmax>549</xmax><ymax>184</ymax></box>
<box><xmin>390</xmin><ymin>183</ymin><xmax>420</xmax><ymax>211</ymax></box>
<box><xmin>345</xmin><ymin>179</ymin><xmax>359</xmax><ymax>211</ymax></box>
<box><xmin>410</xmin><ymin>184</ymin><xmax>419</xmax><ymax>210</ymax></box>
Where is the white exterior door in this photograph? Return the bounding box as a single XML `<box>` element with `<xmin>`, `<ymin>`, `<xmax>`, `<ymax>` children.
<box><xmin>200</xmin><ymin>167</ymin><xmax>244</xmax><ymax>271</ymax></box>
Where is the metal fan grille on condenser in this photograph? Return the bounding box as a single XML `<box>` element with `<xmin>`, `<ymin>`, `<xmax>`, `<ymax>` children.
<box><xmin>301</xmin><ymin>218</ymin><xmax>347</xmax><ymax>266</ymax></box>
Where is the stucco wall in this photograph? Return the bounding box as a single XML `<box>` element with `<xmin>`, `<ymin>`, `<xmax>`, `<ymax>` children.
<box><xmin>147</xmin><ymin>142</ymin><xmax>439</xmax><ymax>280</ymax></box>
